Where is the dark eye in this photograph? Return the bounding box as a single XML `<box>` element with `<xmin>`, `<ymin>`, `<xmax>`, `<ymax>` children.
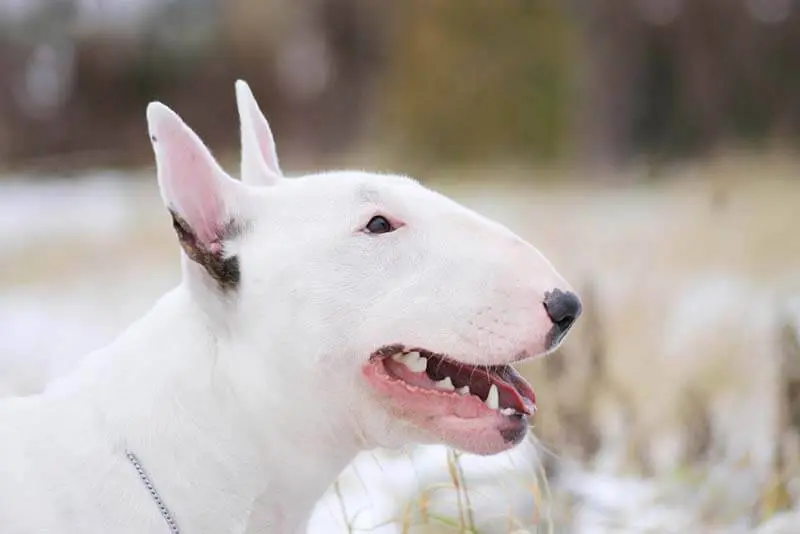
<box><xmin>365</xmin><ymin>215</ymin><xmax>395</xmax><ymax>234</ymax></box>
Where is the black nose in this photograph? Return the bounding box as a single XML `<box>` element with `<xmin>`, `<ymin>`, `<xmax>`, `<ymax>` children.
<box><xmin>543</xmin><ymin>289</ymin><xmax>582</xmax><ymax>345</ymax></box>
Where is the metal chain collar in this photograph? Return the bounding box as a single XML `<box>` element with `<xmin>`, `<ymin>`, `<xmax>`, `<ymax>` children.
<box><xmin>126</xmin><ymin>450</ymin><xmax>181</xmax><ymax>534</ymax></box>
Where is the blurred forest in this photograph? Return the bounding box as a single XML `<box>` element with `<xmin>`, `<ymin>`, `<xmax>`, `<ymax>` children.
<box><xmin>1</xmin><ymin>0</ymin><xmax>800</xmax><ymax>174</ymax></box>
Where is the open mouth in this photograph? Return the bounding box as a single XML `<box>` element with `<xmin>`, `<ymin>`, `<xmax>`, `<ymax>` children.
<box><xmin>365</xmin><ymin>345</ymin><xmax>537</xmax><ymax>420</ymax></box>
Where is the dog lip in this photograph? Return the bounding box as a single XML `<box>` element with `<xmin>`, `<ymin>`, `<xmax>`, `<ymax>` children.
<box><xmin>369</xmin><ymin>343</ymin><xmax>406</xmax><ymax>361</ymax></box>
<box><xmin>367</xmin><ymin>344</ymin><xmax>536</xmax><ymax>415</ymax></box>
<box><xmin>499</xmin><ymin>414</ymin><xmax>529</xmax><ymax>444</ymax></box>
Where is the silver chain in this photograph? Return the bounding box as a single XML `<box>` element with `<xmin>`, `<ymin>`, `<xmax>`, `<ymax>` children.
<box><xmin>126</xmin><ymin>450</ymin><xmax>181</xmax><ymax>534</ymax></box>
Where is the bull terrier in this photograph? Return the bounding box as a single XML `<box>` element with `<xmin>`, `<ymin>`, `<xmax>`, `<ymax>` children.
<box><xmin>0</xmin><ymin>80</ymin><xmax>580</xmax><ymax>533</ymax></box>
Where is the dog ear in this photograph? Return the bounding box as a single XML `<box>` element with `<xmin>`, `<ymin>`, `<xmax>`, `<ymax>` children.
<box><xmin>235</xmin><ymin>79</ymin><xmax>283</xmax><ymax>186</ymax></box>
<box><xmin>147</xmin><ymin>102</ymin><xmax>243</xmax><ymax>290</ymax></box>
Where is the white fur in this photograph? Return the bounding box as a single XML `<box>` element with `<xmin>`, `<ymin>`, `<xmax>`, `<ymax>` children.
<box><xmin>236</xmin><ymin>79</ymin><xmax>282</xmax><ymax>185</ymax></box>
<box><xmin>0</xmin><ymin>82</ymin><xmax>573</xmax><ymax>533</ymax></box>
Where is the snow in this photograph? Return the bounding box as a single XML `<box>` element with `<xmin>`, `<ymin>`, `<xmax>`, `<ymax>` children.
<box><xmin>2</xmin><ymin>171</ymin><xmax>798</xmax><ymax>532</ymax></box>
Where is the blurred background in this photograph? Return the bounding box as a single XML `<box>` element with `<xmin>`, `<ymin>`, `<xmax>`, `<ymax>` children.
<box><xmin>2</xmin><ymin>0</ymin><xmax>800</xmax><ymax>532</ymax></box>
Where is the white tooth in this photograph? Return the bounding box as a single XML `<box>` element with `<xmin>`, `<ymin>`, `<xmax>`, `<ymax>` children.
<box><xmin>391</xmin><ymin>352</ymin><xmax>405</xmax><ymax>362</ymax></box>
<box><xmin>402</xmin><ymin>351</ymin><xmax>427</xmax><ymax>373</ymax></box>
<box><xmin>435</xmin><ymin>377</ymin><xmax>455</xmax><ymax>391</ymax></box>
<box><xmin>485</xmin><ymin>384</ymin><xmax>499</xmax><ymax>410</ymax></box>
<box><xmin>456</xmin><ymin>386</ymin><xmax>470</xmax><ymax>396</ymax></box>
<box><xmin>500</xmin><ymin>407</ymin><xmax>515</xmax><ymax>416</ymax></box>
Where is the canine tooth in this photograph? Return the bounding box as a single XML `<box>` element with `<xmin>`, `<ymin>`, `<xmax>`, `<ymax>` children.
<box><xmin>500</xmin><ymin>407</ymin><xmax>515</xmax><ymax>416</ymax></box>
<box><xmin>456</xmin><ymin>386</ymin><xmax>470</xmax><ymax>396</ymax></box>
<box><xmin>402</xmin><ymin>351</ymin><xmax>427</xmax><ymax>373</ymax></box>
<box><xmin>435</xmin><ymin>377</ymin><xmax>455</xmax><ymax>391</ymax></box>
<box><xmin>485</xmin><ymin>384</ymin><xmax>499</xmax><ymax>410</ymax></box>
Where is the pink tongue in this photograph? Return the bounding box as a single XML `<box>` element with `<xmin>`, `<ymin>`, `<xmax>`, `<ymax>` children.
<box><xmin>384</xmin><ymin>358</ymin><xmax>438</xmax><ymax>388</ymax></box>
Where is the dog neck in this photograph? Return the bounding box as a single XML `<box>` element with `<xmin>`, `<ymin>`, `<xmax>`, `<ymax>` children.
<box><xmin>49</xmin><ymin>285</ymin><xmax>362</xmax><ymax>533</ymax></box>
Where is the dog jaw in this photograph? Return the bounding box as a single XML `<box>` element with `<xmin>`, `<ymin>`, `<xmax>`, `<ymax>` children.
<box><xmin>361</xmin><ymin>348</ymin><xmax>534</xmax><ymax>455</ymax></box>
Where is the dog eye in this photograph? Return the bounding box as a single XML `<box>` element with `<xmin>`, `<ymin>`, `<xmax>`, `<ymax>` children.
<box><xmin>365</xmin><ymin>215</ymin><xmax>395</xmax><ymax>235</ymax></box>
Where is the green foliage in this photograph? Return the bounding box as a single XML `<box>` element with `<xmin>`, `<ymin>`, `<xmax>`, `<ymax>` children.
<box><xmin>377</xmin><ymin>1</ymin><xmax>576</xmax><ymax>167</ymax></box>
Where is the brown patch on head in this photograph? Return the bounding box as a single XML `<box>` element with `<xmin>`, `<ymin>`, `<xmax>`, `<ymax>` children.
<box><xmin>169</xmin><ymin>209</ymin><xmax>242</xmax><ymax>291</ymax></box>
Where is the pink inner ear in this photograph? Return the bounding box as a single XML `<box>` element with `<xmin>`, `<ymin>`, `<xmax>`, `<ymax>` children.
<box><xmin>150</xmin><ymin>104</ymin><xmax>226</xmax><ymax>247</ymax></box>
<box><xmin>252</xmin><ymin>106</ymin><xmax>280</xmax><ymax>176</ymax></box>
<box><xmin>239</xmin><ymin>82</ymin><xmax>281</xmax><ymax>177</ymax></box>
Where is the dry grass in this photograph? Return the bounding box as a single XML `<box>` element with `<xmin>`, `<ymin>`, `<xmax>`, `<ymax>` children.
<box><xmin>349</xmin><ymin>156</ymin><xmax>800</xmax><ymax>532</ymax></box>
<box><xmin>3</xmin><ymin>154</ymin><xmax>800</xmax><ymax>532</ymax></box>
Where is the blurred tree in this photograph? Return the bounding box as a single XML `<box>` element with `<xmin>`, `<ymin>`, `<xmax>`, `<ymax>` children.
<box><xmin>3</xmin><ymin>0</ymin><xmax>800</xmax><ymax>174</ymax></box>
<box><xmin>571</xmin><ymin>0</ymin><xmax>800</xmax><ymax>169</ymax></box>
<box><xmin>376</xmin><ymin>0</ymin><xmax>576</xmax><ymax>168</ymax></box>
<box><xmin>378</xmin><ymin>0</ymin><xmax>800</xmax><ymax>171</ymax></box>
<box><xmin>0</xmin><ymin>0</ymin><xmax>391</xmax><ymax>173</ymax></box>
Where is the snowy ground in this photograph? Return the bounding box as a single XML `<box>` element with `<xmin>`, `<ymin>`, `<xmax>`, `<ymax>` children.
<box><xmin>2</xmin><ymin>163</ymin><xmax>800</xmax><ymax>532</ymax></box>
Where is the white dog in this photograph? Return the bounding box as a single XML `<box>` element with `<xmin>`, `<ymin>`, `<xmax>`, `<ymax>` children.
<box><xmin>0</xmin><ymin>80</ymin><xmax>581</xmax><ymax>534</ymax></box>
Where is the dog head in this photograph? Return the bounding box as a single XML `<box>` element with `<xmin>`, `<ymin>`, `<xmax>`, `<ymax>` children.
<box><xmin>145</xmin><ymin>82</ymin><xmax>580</xmax><ymax>458</ymax></box>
